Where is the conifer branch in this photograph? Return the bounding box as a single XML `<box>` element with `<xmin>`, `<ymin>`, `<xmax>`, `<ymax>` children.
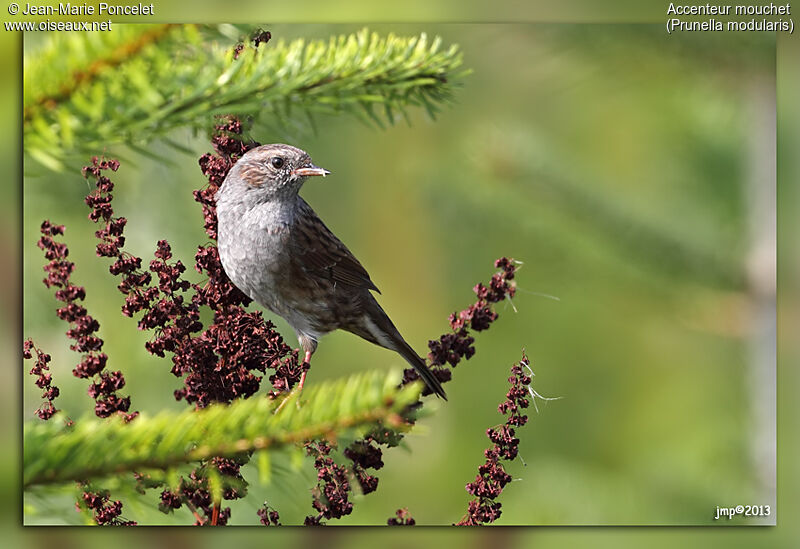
<box><xmin>24</xmin><ymin>26</ymin><xmax>466</xmax><ymax>172</ymax></box>
<box><xmin>24</xmin><ymin>24</ymin><xmax>179</xmax><ymax>121</ymax></box>
<box><xmin>24</xmin><ymin>370</ymin><xmax>422</xmax><ymax>487</ymax></box>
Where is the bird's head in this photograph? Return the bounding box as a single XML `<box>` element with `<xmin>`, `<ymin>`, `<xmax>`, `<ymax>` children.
<box><xmin>218</xmin><ymin>144</ymin><xmax>330</xmax><ymax>204</ymax></box>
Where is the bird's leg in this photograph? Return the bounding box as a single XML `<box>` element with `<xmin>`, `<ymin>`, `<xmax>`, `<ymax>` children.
<box><xmin>274</xmin><ymin>350</ymin><xmax>312</xmax><ymax>414</ymax></box>
<box><xmin>297</xmin><ymin>350</ymin><xmax>312</xmax><ymax>392</ymax></box>
<box><xmin>293</xmin><ymin>350</ymin><xmax>312</xmax><ymax>409</ymax></box>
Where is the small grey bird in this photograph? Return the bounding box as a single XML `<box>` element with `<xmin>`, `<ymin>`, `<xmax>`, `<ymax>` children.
<box><xmin>215</xmin><ymin>144</ymin><xmax>446</xmax><ymax>399</ymax></box>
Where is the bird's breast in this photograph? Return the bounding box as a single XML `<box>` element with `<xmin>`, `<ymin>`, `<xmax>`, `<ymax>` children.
<box><xmin>217</xmin><ymin>199</ymin><xmax>293</xmax><ymax>308</ymax></box>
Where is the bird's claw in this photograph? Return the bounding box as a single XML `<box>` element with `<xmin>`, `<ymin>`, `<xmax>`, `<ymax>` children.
<box><xmin>273</xmin><ymin>367</ymin><xmax>309</xmax><ymax>414</ymax></box>
<box><xmin>273</xmin><ymin>387</ymin><xmax>301</xmax><ymax>414</ymax></box>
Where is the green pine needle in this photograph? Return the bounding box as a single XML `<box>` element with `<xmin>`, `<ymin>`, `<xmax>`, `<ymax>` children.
<box><xmin>24</xmin><ymin>369</ymin><xmax>422</xmax><ymax>487</ymax></box>
<box><xmin>24</xmin><ymin>25</ymin><xmax>465</xmax><ymax>172</ymax></box>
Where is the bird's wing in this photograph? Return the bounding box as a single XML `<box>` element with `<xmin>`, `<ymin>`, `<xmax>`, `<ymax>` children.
<box><xmin>290</xmin><ymin>198</ymin><xmax>380</xmax><ymax>293</ymax></box>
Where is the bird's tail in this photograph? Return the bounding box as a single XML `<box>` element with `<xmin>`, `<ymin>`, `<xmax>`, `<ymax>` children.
<box><xmin>392</xmin><ymin>336</ymin><xmax>448</xmax><ymax>400</ymax></box>
<box><xmin>354</xmin><ymin>300</ymin><xmax>447</xmax><ymax>400</ymax></box>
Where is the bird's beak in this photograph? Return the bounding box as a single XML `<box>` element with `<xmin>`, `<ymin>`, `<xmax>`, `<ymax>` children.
<box><xmin>292</xmin><ymin>164</ymin><xmax>330</xmax><ymax>178</ymax></box>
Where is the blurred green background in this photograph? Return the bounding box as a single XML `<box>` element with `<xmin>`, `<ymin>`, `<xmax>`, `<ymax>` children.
<box><xmin>7</xmin><ymin>12</ymin><xmax>797</xmax><ymax>547</ymax></box>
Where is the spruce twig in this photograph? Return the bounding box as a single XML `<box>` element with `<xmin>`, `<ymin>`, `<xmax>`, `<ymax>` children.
<box><xmin>24</xmin><ymin>26</ymin><xmax>466</xmax><ymax>172</ymax></box>
<box><xmin>24</xmin><ymin>370</ymin><xmax>422</xmax><ymax>487</ymax></box>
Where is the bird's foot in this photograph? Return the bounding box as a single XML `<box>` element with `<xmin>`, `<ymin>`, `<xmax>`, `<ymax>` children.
<box><xmin>273</xmin><ymin>353</ymin><xmax>311</xmax><ymax>414</ymax></box>
<box><xmin>294</xmin><ymin>355</ymin><xmax>310</xmax><ymax>409</ymax></box>
<box><xmin>296</xmin><ymin>357</ymin><xmax>310</xmax><ymax>392</ymax></box>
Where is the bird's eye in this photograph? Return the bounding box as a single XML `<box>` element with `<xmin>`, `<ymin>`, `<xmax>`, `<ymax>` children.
<box><xmin>271</xmin><ymin>157</ymin><xmax>284</xmax><ymax>169</ymax></box>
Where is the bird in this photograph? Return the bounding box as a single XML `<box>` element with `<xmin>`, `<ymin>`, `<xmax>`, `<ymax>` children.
<box><xmin>215</xmin><ymin>143</ymin><xmax>447</xmax><ymax>399</ymax></box>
